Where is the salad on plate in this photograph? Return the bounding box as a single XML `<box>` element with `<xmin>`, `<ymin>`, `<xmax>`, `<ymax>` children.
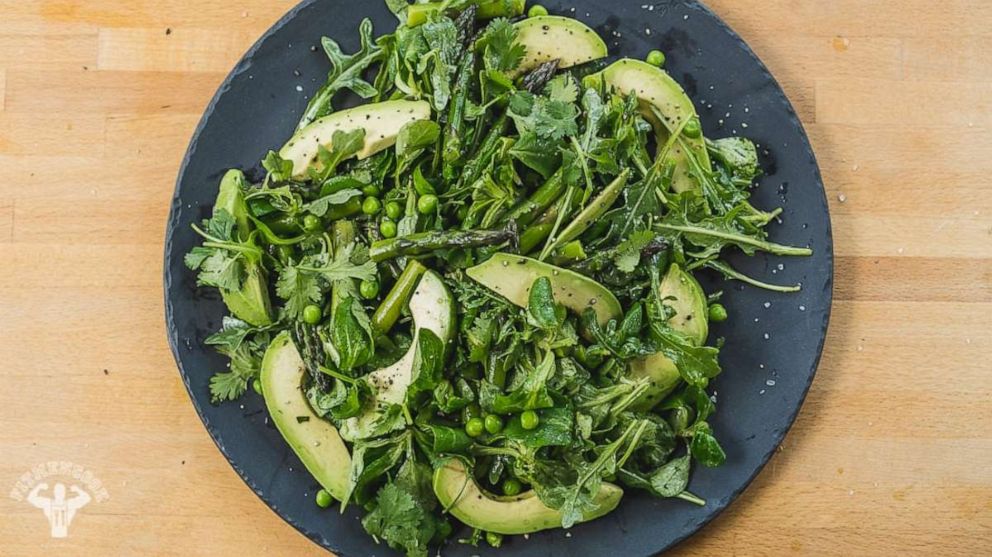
<box><xmin>184</xmin><ymin>1</ymin><xmax>811</xmax><ymax>554</ymax></box>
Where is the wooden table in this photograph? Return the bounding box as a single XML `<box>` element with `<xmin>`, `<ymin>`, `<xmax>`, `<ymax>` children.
<box><xmin>1</xmin><ymin>1</ymin><xmax>989</xmax><ymax>555</ymax></box>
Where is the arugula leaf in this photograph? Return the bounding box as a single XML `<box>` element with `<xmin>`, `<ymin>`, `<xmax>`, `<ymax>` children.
<box><xmin>299</xmin><ymin>18</ymin><xmax>383</xmax><ymax>129</ymax></box>
<box><xmin>262</xmin><ymin>150</ymin><xmax>294</xmax><ymax>183</ymax></box>
<box><xmin>308</xmin><ymin>128</ymin><xmax>367</xmax><ymax>183</ymax></box>
<box><xmin>658</xmin><ymin>201</ymin><xmax>812</xmax><ymax>259</ymax></box>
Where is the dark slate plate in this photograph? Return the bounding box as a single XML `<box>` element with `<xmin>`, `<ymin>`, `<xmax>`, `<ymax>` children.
<box><xmin>164</xmin><ymin>0</ymin><xmax>833</xmax><ymax>555</ymax></box>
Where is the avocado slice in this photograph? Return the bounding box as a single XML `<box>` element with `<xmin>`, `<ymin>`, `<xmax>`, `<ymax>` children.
<box><xmin>585</xmin><ymin>59</ymin><xmax>711</xmax><ymax>192</ymax></box>
<box><xmin>260</xmin><ymin>331</ymin><xmax>351</xmax><ymax>501</ymax></box>
<box><xmin>433</xmin><ymin>459</ymin><xmax>623</xmax><ymax>535</ymax></box>
<box><xmin>339</xmin><ymin>271</ymin><xmax>455</xmax><ymax>441</ymax></box>
<box><xmin>280</xmin><ymin>100</ymin><xmax>432</xmax><ymax>180</ymax></box>
<box><xmin>514</xmin><ymin>16</ymin><xmax>608</xmax><ymax>75</ymax></box>
<box><xmin>629</xmin><ymin>263</ymin><xmax>709</xmax><ymax>410</ymax></box>
<box><xmin>214</xmin><ymin>169</ymin><xmax>273</xmax><ymax>326</ymax></box>
<box><xmin>466</xmin><ymin>253</ymin><xmax>622</xmax><ymax>327</ymax></box>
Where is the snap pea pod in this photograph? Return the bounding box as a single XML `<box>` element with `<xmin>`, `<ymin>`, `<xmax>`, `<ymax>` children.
<box><xmin>501</xmin><ymin>167</ymin><xmax>566</xmax><ymax>228</ymax></box>
<box><xmin>546</xmin><ymin>169</ymin><xmax>630</xmax><ymax>254</ymax></box>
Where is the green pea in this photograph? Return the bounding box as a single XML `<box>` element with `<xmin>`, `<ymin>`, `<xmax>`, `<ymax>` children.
<box><xmin>456</xmin><ymin>205</ymin><xmax>469</xmax><ymax>222</ymax></box>
<box><xmin>385</xmin><ymin>201</ymin><xmax>403</xmax><ymax>220</ymax></box>
<box><xmin>362</xmin><ymin>184</ymin><xmax>381</xmax><ymax>196</ymax></box>
<box><xmin>359</xmin><ymin>279</ymin><xmax>380</xmax><ymax>300</ymax></box>
<box><xmin>417</xmin><ymin>194</ymin><xmax>439</xmax><ymax>215</ymax></box>
<box><xmin>502</xmin><ymin>478</ymin><xmax>523</xmax><ymax>496</ymax></box>
<box><xmin>302</xmin><ymin>214</ymin><xmax>322</xmax><ymax>232</ymax></box>
<box><xmin>251</xmin><ymin>378</ymin><xmax>262</xmax><ymax>395</ymax></box>
<box><xmin>484</xmin><ymin>414</ymin><xmax>504</xmax><ymax>434</ymax></box>
<box><xmin>683</xmin><ymin>117</ymin><xmax>702</xmax><ymax>139</ymax></box>
<box><xmin>465</xmin><ymin>417</ymin><xmax>485</xmax><ymax>438</ymax></box>
<box><xmin>520</xmin><ymin>410</ymin><xmax>539</xmax><ymax>430</ymax></box>
<box><xmin>486</xmin><ymin>532</ymin><xmax>503</xmax><ymax>548</ymax></box>
<box><xmin>708</xmin><ymin>303</ymin><xmax>728</xmax><ymax>322</ymax></box>
<box><xmin>302</xmin><ymin>304</ymin><xmax>322</xmax><ymax>325</ymax></box>
<box><xmin>379</xmin><ymin>218</ymin><xmax>397</xmax><ymax>238</ymax></box>
<box><xmin>362</xmin><ymin>196</ymin><xmax>381</xmax><ymax>215</ymax></box>
<box><xmin>528</xmin><ymin>4</ymin><xmax>549</xmax><ymax>17</ymax></box>
<box><xmin>646</xmin><ymin>49</ymin><xmax>666</xmax><ymax>67</ymax></box>
<box><xmin>315</xmin><ymin>489</ymin><xmax>333</xmax><ymax>508</ymax></box>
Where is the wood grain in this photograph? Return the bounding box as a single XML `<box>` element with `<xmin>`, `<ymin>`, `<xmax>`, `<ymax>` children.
<box><xmin>0</xmin><ymin>1</ymin><xmax>990</xmax><ymax>556</ymax></box>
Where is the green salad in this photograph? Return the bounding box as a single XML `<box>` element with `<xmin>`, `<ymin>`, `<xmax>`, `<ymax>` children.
<box><xmin>185</xmin><ymin>1</ymin><xmax>811</xmax><ymax>554</ymax></box>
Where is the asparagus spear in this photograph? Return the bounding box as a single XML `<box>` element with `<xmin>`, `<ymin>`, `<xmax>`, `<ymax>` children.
<box><xmin>369</xmin><ymin>225</ymin><xmax>518</xmax><ymax>262</ymax></box>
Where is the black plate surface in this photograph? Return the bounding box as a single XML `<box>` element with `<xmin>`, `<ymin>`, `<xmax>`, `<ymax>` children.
<box><xmin>164</xmin><ymin>1</ymin><xmax>833</xmax><ymax>555</ymax></box>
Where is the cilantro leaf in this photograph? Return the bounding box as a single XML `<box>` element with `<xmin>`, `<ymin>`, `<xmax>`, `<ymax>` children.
<box><xmin>476</xmin><ymin>18</ymin><xmax>525</xmax><ymax>73</ymax></box>
<box><xmin>508</xmin><ymin>91</ymin><xmax>579</xmax><ymax>141</ymax></box>
<box><xmin>275</xmin><ymin>263</ymin><xmax>323</xmax><ymax>319</ymax></box>
<box><xmin>546</xmin><ymin>75</ymin><xmax>579</xmax><ymax>104</ymax></box>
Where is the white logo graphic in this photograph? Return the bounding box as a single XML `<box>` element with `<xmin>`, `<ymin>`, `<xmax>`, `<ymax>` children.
<box><xmin>9</xmin><ymin>461</ymin><xmax>109</xmax><ymax>538</ymax></box>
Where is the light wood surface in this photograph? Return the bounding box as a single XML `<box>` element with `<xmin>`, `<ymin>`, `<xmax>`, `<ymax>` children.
<box><xmin>1</xmin><ymin>1</ymin><xmax>990</xmax><ymax>555</ymax></box>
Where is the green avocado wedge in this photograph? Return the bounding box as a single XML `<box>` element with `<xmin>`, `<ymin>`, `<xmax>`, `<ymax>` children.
<box><xmin>629</xmin><ymin>263</ymin><xmax>709</xmax><ymax>410</ymax></box>
<box><xmin>280</xmin><ymin>100</ymin><xmax>432</xmax><ymax>180</ymax></box>
<box><xmin>260</xmin><ymin>332</ymin><xmax>351</xmax><ymax>502</ymax></box>
<box><xmin>214</xmin><ymin>169</ymin><xmax>273</xmax><ymax>326</ymax></box>
<box><xmin>585</xmin><ymin>59</ymin><xmax>711</xmax><ymax>193</ymax></box>
<box><xmin>339</xmin><ymin>271</ymin><xmax>455</xmax><ymax>441</ymax></box>
<box><xmin>513</xmin><ymin>16</ymin><xmax>608</xmax><ymax>75</ymax></box>
<box><xmin>466</xmin><ymin>253</ymin><xmax>622</xmax><ymax>327</ymax></box>
<box><xmin>433</xmin><ymin>458</ymin><xmax>623</xmax><ymax>535</ymax></box>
